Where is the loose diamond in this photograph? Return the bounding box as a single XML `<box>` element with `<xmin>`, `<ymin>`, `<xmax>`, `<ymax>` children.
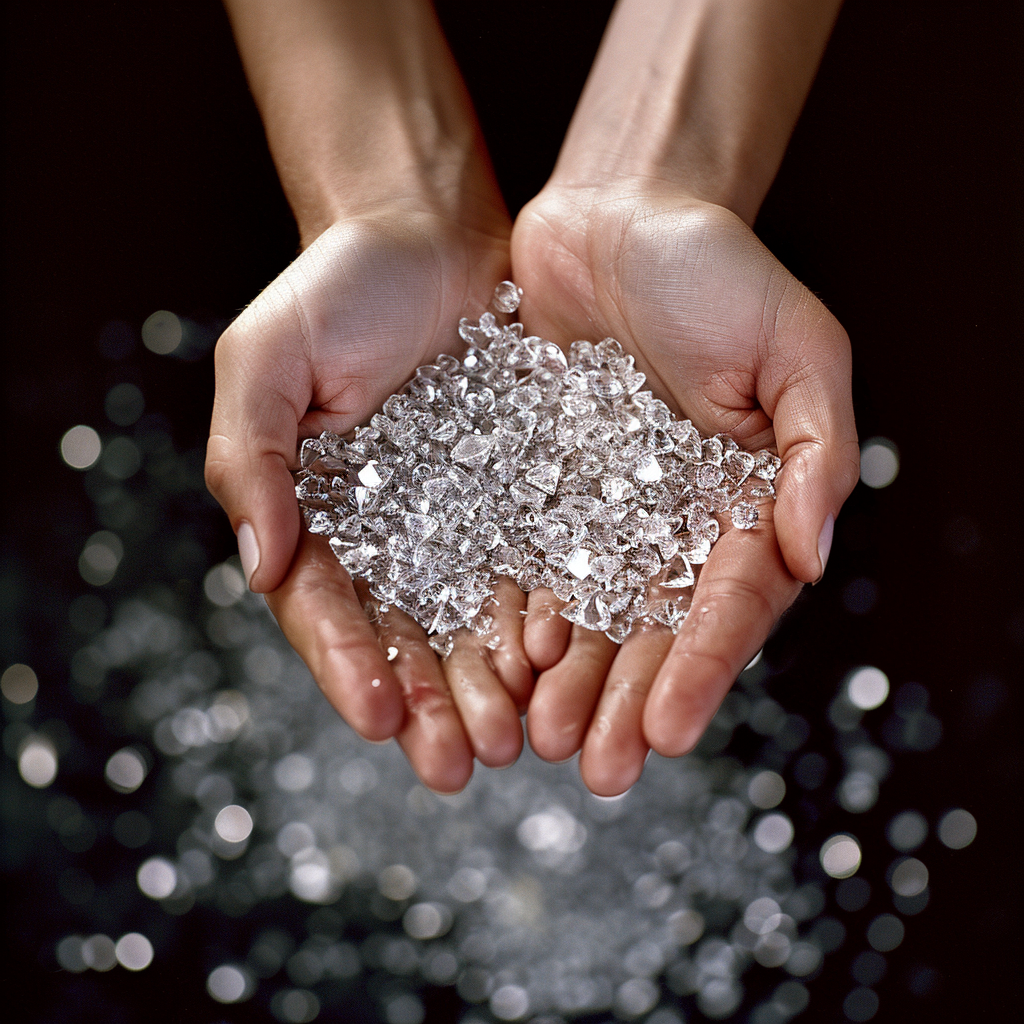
<box><xmin>492</xmin><ymin>280</ymin><xmax>523</xmax><ymax>314</ymax></box>
<box><xmin>730</xmin><ymin>502</ymin><xmax>759</xmax><ymax>530</ymax></box>
<box><xmin>295</xmin><ymin>284</ymin><xmax>778</xmax><ymax>648</ymax></box>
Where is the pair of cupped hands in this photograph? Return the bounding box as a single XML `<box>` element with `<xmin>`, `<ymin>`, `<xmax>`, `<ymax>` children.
<box><xmin>206</xmin><ymin>181</ymin><xmax>860</xmax><ymax>798</ymax></box>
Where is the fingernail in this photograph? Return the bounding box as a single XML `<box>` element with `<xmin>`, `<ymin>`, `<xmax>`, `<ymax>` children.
<box><xmin>815</xmin><ymin>514</ymin><xmax>834</xmax><ymax>583</ymax></box>
<box><xmin>237</xmin><ymin>521</ymin><xmax>260</xmax><ymax>588</ymax></box>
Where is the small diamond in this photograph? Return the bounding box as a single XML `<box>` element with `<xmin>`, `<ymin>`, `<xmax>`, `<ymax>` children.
<box><xmin>452</xmin><ymin>433</ymin><xmax>497</xmax><ymax>469</ymax></box>
<box><xmin>492</xmin><ymin>281</ymin><xmax>523</xmax><ymax>314</ymax></box>
<box><xmin>565</xmin><ymin>547</ymin><xmax>593</xmax><ymax>581</ymax></box>
<box><xmin>524</xmin><ymin>462</ymin><xmax>560</xmax><ymax>496</ymax></box>
<box><xmin>730</xmin><ymin>502</ymin><xmax>759</xmax><ymax>530</ymax></box>
<box><xmin>634</xmin><ymin>454</ymin><xmax>664</xmax><ymax>483</ymax></box>
<box><xmin>297</xmin><ymin>287</ymin><xmax>778</xmax><ymax>646</ymax></box>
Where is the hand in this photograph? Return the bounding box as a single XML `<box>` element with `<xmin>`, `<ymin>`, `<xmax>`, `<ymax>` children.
<box><xmin>206</xmin><ymin>210</ymin><xmax>534</xmax><ymax>793</ymax></box>
<box><xmin>510</xmin><ymin>184</ymin><xmax>860</xmax><ymax>795</ymax></box>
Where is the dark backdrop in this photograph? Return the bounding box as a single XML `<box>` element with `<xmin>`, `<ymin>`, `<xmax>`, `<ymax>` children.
<box><xmin>2</xmin><ymin>2</ymin><xmax>1020</xmax><ymax>1021</ymax></box>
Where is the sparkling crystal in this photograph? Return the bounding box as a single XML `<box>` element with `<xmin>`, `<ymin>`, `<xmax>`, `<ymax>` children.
<box><xmin>451</xmin><ymin>433</ymin><xmax>497</xmax><ymax>469</ymax></box>
<box><xmin>524</xmin><ymin>462</ymin><xmax>560</xmax><ymax>496</ymax></box>
<box><xmin>730</xmin><ymin>502</ymin><xmax>759</xmax><ymax>530</ymax></box>
<box><xmin>658</xmin><ymin>555</ymin><xmax>695</xmax><ymax>589</ymax></box>
<box><xmin>565</xmin><ymin>547</ymin><xmax>593</xmax><ymax>581</ymax></box>
<box><xmin>635</xmin><ymin>454</ymin><xmax>664</xmax><ymax>484</ymax></box>
<box><xmin>492</xmin><ymin>280</ymin><xmax>523</xmax><ymax>314</ymax></box>
<box><xmin>296</xmin><ymin>283</ymin><xmax>777</xmax><ymax>648</ymax></box>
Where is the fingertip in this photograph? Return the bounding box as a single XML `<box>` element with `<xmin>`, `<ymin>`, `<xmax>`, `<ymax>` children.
<box><xmin>774</xmin><ymin>454</ymin><xmax>833</xmax><ymax>585</ymax></box>
<box><xmin>641</xmin><ymin>665</ymin><xmax>715</xmax><ymax>758</ymax></box>
<box><xmin>475</xmin><ymin>723</ymin><xmax>524</xmax><ymax>770</ymax></box>
<box><xmin>491</xmin><ymin>646</ymin><xmax>535</xmax><ymax>710</ymax></box>
<box><xmin>525</xmin><ymin>703</ymin><xmax>584</xmax><ymax>763</ymax></box>
<box><xmin>523</xmin><ymin>599</ymin><xmax>571</xmax><ymax>670</ymax></box>
<box><xmin>415</xmin><ymin>748</ymin><xmax>475</xmax><ymax>795</ymax></box>
<box><xmin>579</xmin><ymin>754</ymin><xmax>646</xmax><ymax>798</ymax></box>
<box><xmin>328</xmin><ymin>662</ymin><xmax>405</xmax><ymax>742</ymax></box>
<box><xmin>237</xmin><ymin>520</ymin><xmax>260</xmax><ymax>588</ymax></box>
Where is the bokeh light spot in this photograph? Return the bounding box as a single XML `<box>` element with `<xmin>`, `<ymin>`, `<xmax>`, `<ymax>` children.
<box><xmin>81</xmin><ymin>934</ymin><xmax>117</xmax><ymax>972</ymax></box>
<box><xmin>747</xmin><ymin>770</ymin><xmax>786</xmax><ymax>809</ymax></box>
<box><xmin>866</xmin><ymin>914</ymin><xmax>905</xmax><ymax>952</ymax></box>
<box><xmin>2</xmin><ymin>663</ymin><xmax>38</xmax><ymax>704</ymax></box>
<box><xmin>115</xmin><ymin>932</ymin><xmax>154</xmax><ymax>971</ymax></box>
<box><xmin>214</xmin><ymin>804</ymin><xmax>254</xmax><ymax>843</ymax></box>
<box><xmin>859</xmin><ymin>437</ymin><xmax>899</xmax><ymax>489</ymax></box>
<box><xmin>490</xmin><ymin>984</ymin><xmax>531</xmax><ymax>1021</ymax></box>
<box><xmin>18</xmin><ymin>736</ymin><xmax>58</xmax><ymax>787</ymax></box>
<box><xmin>843</xmin><ymin>986</ymin><xmax>880</xmax><ymax>1021</ymax></box>
<box><xmin>889</xmin><ymin>857</ymin><xmax>929</xmax><ymax>897</ymax></box>
<box><xmin>79</xmin><ymin>531</ymin><xmax>124</xmax><ymax>586</ymax></box>
<box><xmin>61</xmin><ymin>425</ymin><xmax>102</xmax><ymax>469</ymax></box>
<box><xmin>886</xmin><ymin>810</ymin><xmax>928</xmax><ymax>852</ymax></box>
<box><xmin>137</xmin><ymin>857</ymin><xmax>177</xmax><ymax>899</ymax></box>
<box><xmin>938</xmin><ymin>808</ymin><xmax>977</xmax><ymax>849</ymax></box>
<box><xmin>753</xmin><ymin>813</ymin><xmax>794</xmax><ymax>854</ymax></box>
<box><xmin>846</xmin><ymin>667</ymin><xmax>889</xmax><ymax>710</ymax></box>
<box><xmin>142</xmin><ymin>310</ymin><xmax>182</xmax><ymax>355</ymax></box>
<box><xmin>820</xmin><ymin>834</ymin><xmax>862</xmax><ymax>878</ymax></box>
<box><xmin>204</xmin><ymin>563</ymin><xmax>247</xmax><ymax>607</ymax></box>
<box><xmin>105</xmin><ymin>748</ymin><xmax>147</xmax><ymax>793</ymax></box>
<box><xmin>208</xmin><ymin>965</ymin><xmax>252</xmax><ymax>1003</ymax></box>
<box><xmin>105</xmin><ymin>382</ymin><xmax>145</xmax><ymax>426</ymax></box>
<box><xmin>101</xmin><ymin>436</ymin><xmax>142</xmax><ymax>480</ymax></box>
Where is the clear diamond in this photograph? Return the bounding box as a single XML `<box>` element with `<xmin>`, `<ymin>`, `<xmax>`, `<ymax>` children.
<box><xmin>730</xmin><ymin>502</ymin><xmax>759</xmax><ymax>530</ymax></box>
<box><xmin>524</xmin><ymin>462</ymin><xmax>560</xmax><ymax>496</ymax></box>
<box><xmin>565</xmin><ymin>547</ymin><xmax>593</xmax><ymax>580</ymax></box>
<box><xmin>635</xmin><ymin>454</ymin><xmax>664</xmax><ymax>483</ymax></box>
<box><xmin>451</xmin><ymin>433</ymin><xmax>497</xmax><ymax>469</ymax></box>
<box><xmin>297</xmin><ymin>289</ymin><xmax>778</xmax><ymax>646</ymax></box>
<box><xmin>492</xmin><ymin>280</ymin><xmax>523</xmax><ymax>314</ymax></box>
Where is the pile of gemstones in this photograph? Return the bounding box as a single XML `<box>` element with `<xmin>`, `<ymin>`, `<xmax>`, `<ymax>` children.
<box><xmin>296</xmin><ymin>283</ymin><xmax>779</xmax><ymax>654</ymax></box>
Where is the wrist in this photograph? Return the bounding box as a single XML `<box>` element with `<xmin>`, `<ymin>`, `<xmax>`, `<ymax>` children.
<box><xmin>547</xmin><ymin>0</ymin><xmax>843</xmax><ymax>227</ymax></box>
<box><xmin>294</xmin><ymin>136</ymin><xmax>509</xmax><ymax>251</ymax></box>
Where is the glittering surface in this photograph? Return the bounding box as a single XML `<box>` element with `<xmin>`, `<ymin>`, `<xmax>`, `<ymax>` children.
<box><xmin>296</xmin><ymin>285</ymin><xmax>774</xmax><ymax>653</ymax></box>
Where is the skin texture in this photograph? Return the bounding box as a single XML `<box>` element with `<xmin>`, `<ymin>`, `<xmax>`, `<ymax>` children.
<box><xmin>209</xmin><ymin>0</ymin><xmax>858</xmax><ymax>796</ymax></box>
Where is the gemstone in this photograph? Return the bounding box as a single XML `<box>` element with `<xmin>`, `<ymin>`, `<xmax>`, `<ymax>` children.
<box><xmin>492</xmin><ymin>280</ymin><xmax>523</xmax><ymax>314</ymax></box>
<box><xmin>730</xmin><ymin>502</ymin><xmax>759</xmax><ymax>530</ymax></box>
<box><xmin>295</xmin><ymin>283</ymin><xmax>778</xmax><ymax>649</ymax></box>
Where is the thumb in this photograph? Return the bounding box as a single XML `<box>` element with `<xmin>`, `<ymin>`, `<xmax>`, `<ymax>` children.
<box><xmin>761</xmin><ymin>297</ymin><xmax>860</xmax><ymax>585</ymax></box>
<box><xmin>205</xmin><ymin>310</ymin><xmax>310</xmax><ymax>594</ymax></box>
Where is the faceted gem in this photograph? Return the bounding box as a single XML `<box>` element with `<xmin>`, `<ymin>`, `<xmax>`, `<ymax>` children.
<box><xmin>730</xmin><ymin>502</ymin><xmax>759</xmax><ymax>530</ymax></box>
<box><xmin>524</xmin><ymin>462</ymin><xmax>560</xmax><ymax>496</ymax></box>
<box><xmin>492</xmin><ymin>280</ymin><xmax>523</xmax><ymax>314</ymax></box>
<box><xmin>635</xmin><ymin>454</ymin><xmax>664</xmax><ymax>483</ymax></box>
<box><xmin>452</xmin><ymin>433</ymin><xmax>497</xmax><ymax>469</ymax></box>
<box><xmin>296</xmin><ymin>290</ymin><xmax>777</xmax><ymax>650</ymax></box>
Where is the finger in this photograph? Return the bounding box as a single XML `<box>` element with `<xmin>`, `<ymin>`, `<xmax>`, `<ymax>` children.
<box><xmin>443</xmin><ymin>632</ymin><xmax>524</xmax><ymax>769</ymax></box>
<box><xmin>642</xmin><ymin>503</ymin><xmax>801</xmax><ymax>757</ymax></box>
<box><xmin>758</xmin><ymin>289</ymin><xmax>860</xmax><ymax>584</ymax></box>
<box><xmin>579</xmin><ymin>624</ymin><xmax>674</xmax><ymax>796</ymax></box>
<box><xmin>374</xmin><ymin>607</ymin><xmax>475</xmax><ymax>795</ymax></box>
<box><xmin>266</xmin><ymin>531</ymin><xmax>404</xmax><ymax>741</ymax></box>
<box><xmin>482</xmin><ymin>578</ymin><xmax>534</xmax><ymax>709</ymax></box>
<box><xmin>526</xmin><ymin>625</ymin><xmax>618</xmax><ymax>762</ymax></box>
<box><xmin>206</xmin><ymin>285</ymin><xmax>311</xmax><ymax>594</ymax></box>
<box><xmin>523</xmin><ymin>588</ymin><xmax>572</xmax><ymax>670</ymax></box>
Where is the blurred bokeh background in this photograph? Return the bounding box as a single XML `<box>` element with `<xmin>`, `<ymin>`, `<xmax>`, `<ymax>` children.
<box><xmin>2</xmin><ymin>2</ymin><xmax>1019</xmax><ymax>1022</ymax></box>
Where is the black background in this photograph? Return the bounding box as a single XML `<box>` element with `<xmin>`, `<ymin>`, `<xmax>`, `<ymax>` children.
<box><xmin>2</xmin><ymin>1</ymin><xmax>1020</xmax><ymax>1021</ymax></box>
